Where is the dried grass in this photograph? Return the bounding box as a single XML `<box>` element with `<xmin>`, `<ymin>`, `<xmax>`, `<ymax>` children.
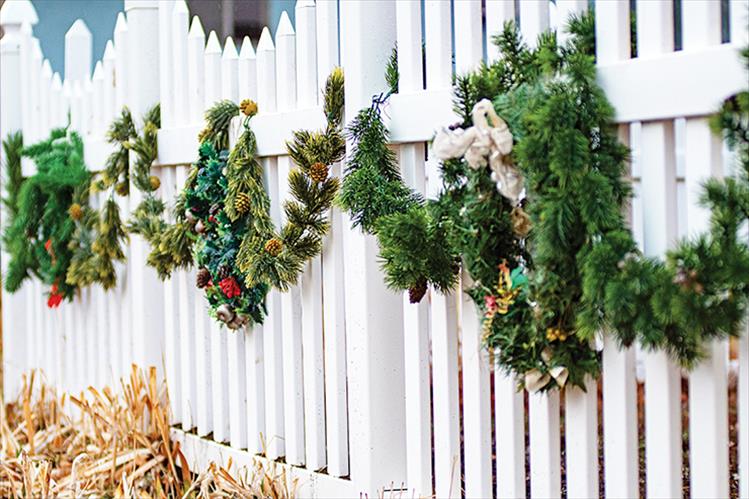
<box><xmin>0</xmin><ymin>366</ymin><xmax>295</xmax><ymax>499</ymax></box>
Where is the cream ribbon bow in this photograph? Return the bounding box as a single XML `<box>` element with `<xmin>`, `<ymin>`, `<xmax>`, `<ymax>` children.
<box><xmin>524</xmin><ymin>347</ymin><xmax>569</xmax><ymax>393</ymax></box>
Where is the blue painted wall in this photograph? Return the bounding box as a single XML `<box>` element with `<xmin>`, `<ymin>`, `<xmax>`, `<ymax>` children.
<box><xmin>32</xmin><ymin>0</ymin><xmax>123</xmax><ymax>79</ymax></box>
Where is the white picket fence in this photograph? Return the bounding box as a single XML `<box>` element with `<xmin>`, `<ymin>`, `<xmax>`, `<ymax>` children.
<box><xmin>1</xmin><ymin>0</ymin><xmax>748</xmax><ymax>497</ymax></box>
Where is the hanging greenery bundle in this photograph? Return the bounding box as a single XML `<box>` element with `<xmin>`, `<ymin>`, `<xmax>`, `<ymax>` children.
<box><xmin>3</xmin><ymin>128</ymin><xmax>90</xmax><ymax>306</ymax></box>
<box><xmin>341</xmin><ymin>14</ymin><xmax>748</xmax><ymax>392</ymax></box>
<box><xmin>66</xmin><ymin>109</ymin><xmax>134</xmax><ymax>289</ymax></box>
<box><xmin>236</xmin><ymin>67</ymin><xmax>346</xmax><ymax>291</ymax></box>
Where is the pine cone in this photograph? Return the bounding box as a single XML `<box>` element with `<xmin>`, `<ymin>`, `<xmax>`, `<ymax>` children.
<box><xmin>309</xmin><ymin>162</ymin><xmax>328</xmax><ymax>183</ymax></box>
<box><xmin>115</xmin><ymin>181</ymin><xmax>129</xmax><ymax>196</ymax></box>
<box><xmin>240</xmin><ymin>99</ymin><xmax>258</xmax><ymax>117</ymax></box>
<box><xmin>196</xmin><ymin>268</ymin><xmax>211</xmax><ymax>288</ymax></box>
<box><xmin>408</xmin><ymin>278</ymin><xmax>428</xmax><ymax>304</ymax></box>
<box><xmin>68</xmin><ymin>203</ymin><xmax>83</xmax><ymax>221</ymax></box>
<box><xmin>264</xmin><ymin>238</ymin><xmax>283</xmax><ymax>257</ymax></box>
<box><xmin>234</xmin><ymin>192</ymin><xmax>251</xmax><ymax>214</ymax></box>
<box><xmin>511</xmin><ymin>206</ymin><xmax>532</xmax><ymax>238</ymax></box>
<box><xmin>148</xmin><ymin>175</ymin><xmax>161</xmax><ymax>191</ymax></box>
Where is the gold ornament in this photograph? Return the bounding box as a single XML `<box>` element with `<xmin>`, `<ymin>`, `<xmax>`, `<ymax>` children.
<box><xmin>240</xmin><ymin>99</ymin><xmax>258</xmax><ymax>117</ymax></box>
<box><xmin>264</xmin><ymin>238</ymin><xmax>283</xmax><ymax>257</ymax></box>
<box><xmin>68</xmin><ymin>203</ymin><xmax>83</xmax><ymax>221</ymax></box>
<box><xmin>148</xmin><ymin>175</ymin><xmax>161</xmax><ymax>191</ymax></box>
<box><xmin>234</xmin><ymin>192</ymin><xmax>251</xmax><ymax>214</ymax></box>
<box><xmin>309</xmin><ymin>162</ymin><xmax>329</xmax><ymax>183</ymax></box>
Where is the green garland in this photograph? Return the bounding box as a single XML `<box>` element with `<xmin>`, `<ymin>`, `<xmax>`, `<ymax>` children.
<box><xmin>340</xmin><ymin>14</ymin><xmax>749</xmax><ymax>391</ymax></box>
<box><xmin>3</xmin><ymin>128</ymin><xmax>90</xmax><ymax>306</ymax></box>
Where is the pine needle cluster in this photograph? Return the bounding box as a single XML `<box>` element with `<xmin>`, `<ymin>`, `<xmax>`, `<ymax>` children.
<box><xmin>3</xmin><ymin>128</ymin><xmax>90</xmax><ymax>302</ymax></box>
<box><xmin>236</xmin><ymin>67</ymin><xmax>347</xmax><ymax>291</ymax></box>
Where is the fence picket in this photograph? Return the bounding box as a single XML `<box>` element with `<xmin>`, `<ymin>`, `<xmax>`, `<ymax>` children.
<box><xmin>461</xmin><ymin>273</ymin><xmax>492</xmax><ymax>499</ymax></box>
<box><xmin>210</xmin><ymin>321</ymin><xmax>230</xmax><ymax>443</ymax></box>
<box><xmin>204</xmin><ymin>30</ymin><xmax>222</xmax><ymax>108</ymax></box>
<box><xmin>565</xmin><ymin>379</ymin><xmax>598</xmax><ymax>499</ymax></box>
<box><xmin>495</xmin><ymin>370</ymin><xmax>525</xmax><ymax>499</ymax></box>
<box><xmin>529</xmin><ymin>391</ymin><xmax>561</xmax><ymax>498</ymax></box>
<box><xmin>176</xmin><ymin>164</ymin><xmax>197</xmax><ymax>431</ymax></box>
<box><xmin>194</xmin><ymin>292</ymin><xmax>213</xmax><ymax>437</ymax></box>
<box><xmin>158</xmin><ymin>0</ymin><xmax>174</xmax><ymax>128</ymax></box>
<box><xmin>162</xmin><ymin>167</ymin><xmax>182</xmax><ymax>425</ymax></box>
<box><xmin>221</xmin><ymin>37</ymin><xmax>238</xmax><ymax>102</ymax></box>
<box><xmin>555</xmin><ymin>0</ymin><xmax>587</xmax><ymax>43</ymax></box>
<box><xmin>171</xmin><ymin>0</ymin><xmax>189</xmax><ymax>125</ymax></box>
<box><xmin>485</xmin><ymin>0</ymin><xmax>515</xmax><ymax>62</ymax></box>
<box><xmin>275</xmin><ymin>12</ymin><xmax>306</xmax><ymax>467</ymax></box>
<box><xmin>314</xmin><ymin>0</ymin><xmax>337</xmax><ymax>99</ymax></box>
<box><xmin>227</xmin><ymin>328</ymin><xmax>248</xmax><ymax>449</ymax></box>
<box><xmin>187</xmin><ymin>16</ymin><xmax>205</xmax><ymax>123</ymax></box>
<box><xmin>431</xmin><ymin>290</ymin><xmax>461</xmax><ymax>498</ymax></box>
<box><xmin>424</xmin><ymin>0</ymin><xmax>452</xmax><ymax>90</ymax></box>
<box><xmin>682</xmin><ymin>7</ymin><xmax>729</xmax><ymax>491</ymax></box>
<box><xmin>245</xmin><ymin>323</ymin><xmax>266</xmax><ymax>454</ymax></box>
<box><xmin>518</xmin><ymin>0</ymin><xmax>549</xmax><ymax>48</ymax></box>
<box><xmin>114</xmin><ymin>13</ymin><xmax>128</xmax><ymax>111</ymax></box>
<box><xmin>295</xmin><ymin>0</ymin><xmax>317</xmax><ymax>107</ymax></box>
<box><xmin>238</xmin><ymin>37</ymin><xmax>257</xmax><ymax>102</ymax></box>
<box><xmin>102</xmin><ymin>41</ymin><xmax>115</xmax><ymax>125</ymax></box>
<box><xmin>453</xmin><ymin>0</ymin><xmax>482</xmax><ymax>75</ymax></box>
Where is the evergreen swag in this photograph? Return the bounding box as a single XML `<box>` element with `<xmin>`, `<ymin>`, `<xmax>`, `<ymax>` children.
<box><xmin>340</xmin><ymin>13</ymin><xmax>749</xmax><ymax>392</ymax></box>
<box><xmin>3</xmin><ymin>128</ymin><xmax>90</xmax><ymax>306</ymax></box>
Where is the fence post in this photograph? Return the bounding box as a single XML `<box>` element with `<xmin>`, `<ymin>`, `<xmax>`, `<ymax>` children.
<box><xmin>124</xmin><ymin>0</ymin><xmax>164</xmax><ymax>374</ymax></box>
<box><xmin>0</xmin><ymin>0</ymin><xmax>37</xmax><ymax>400</ymax></box>
<box><xmin>339</xmin><ymin>1</ymin><xmax>406</xmax><ymax>495</ymax></box>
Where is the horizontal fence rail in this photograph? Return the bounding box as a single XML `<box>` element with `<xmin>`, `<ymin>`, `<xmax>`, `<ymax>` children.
<box><xmin>1</xmin><ymin>0</ymin><xmax>748</xmax><ymax>498</ymax></box>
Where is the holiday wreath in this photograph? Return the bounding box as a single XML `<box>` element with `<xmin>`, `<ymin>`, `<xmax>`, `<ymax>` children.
<box><xmin>3</xmin><ymin>128</ymin><xmax>91</xmax><ymax>306</ymax></box>
<box><xmin>340</xmin><ymin>13</ymin><xmax>749</xmax><ymax>392</ymax></box>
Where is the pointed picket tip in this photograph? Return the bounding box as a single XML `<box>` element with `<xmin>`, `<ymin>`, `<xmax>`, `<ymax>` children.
<box><xmin>257</xmin><ymin>26</ymin><xmax>274</xmax><ymax>51</ymax></box>
<box><xmin>295</xmin><ymin>0</ymin><xmax>315</xmax><ymax>10</ymax></box>
<box><xmin>65</xmin><ymin>19</ymin><xmax>92</xmax><ymax>40</ymax></box>
<box><xmin>173</xmin><ymin>0</ymin><xmax>189</xmax><ymax>15</ymax></box>
<box><xmin>223</xmin><ymin>36</ymin><xmax>238</xmax><ymax>59</ymax></box>
<box><xmin>276</xmin><ymin>11</ymin><xmax>294</xmax><ymax>37</ymax></box>
<box><xmin>42</xmin><ymin>59</ymin><xmax>53</xmax><ymax>77</ymax></box>
<box><xmin>205</xmin><ymin>30</ymin><xmax>221</xmax><ymax>54</ymax></box>
<box><xmin>188</xmin><ymin>15</ymin><xmax>204</xmax><ymax>38</ymax></box>
<box><xmin>93</xmin><ymin>61</ymin><xmax>104</xmax><ymax>79</ymax></box>
<box><xmin>0</xmin><ymin>0</ymin><xmax>38</xmax><ymax>27</ymax></box>
<box><xmin>52</xmin><ymin>72</ymin><xmax>63</xmax><ymax>90</ymax></box>
<box><xmin>239</xmin><ymin>36</ymin><xmax>255</xmax><ymax>59</ymax></box>
<box><xmin>114</xmin><ymin>12</ymin><xmax>128</xmax><ymax>34</ymax></box>
<box><xmin>103</xmin><ymin>40</ymin><xmax>115</xmax><ymax>60</ymax></box>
